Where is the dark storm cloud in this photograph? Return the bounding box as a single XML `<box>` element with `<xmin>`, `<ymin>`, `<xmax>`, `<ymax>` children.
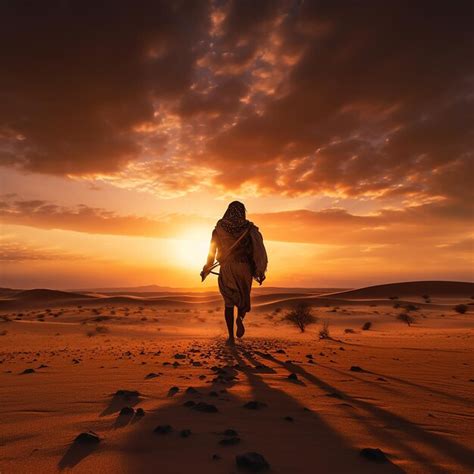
<box><xmin>204</xmin><ymin>1</ymin><xmax>474</xmax><ymax>202</ymax></box>
<box><xmin>0</xmin><ymin>0</ymin><xmax>210</xmax><ymax>174</ymax></box>
<box><xmin>0</xmin><ymin>0</ymin><xmax>472</xmax><ymax>206</ymax></box>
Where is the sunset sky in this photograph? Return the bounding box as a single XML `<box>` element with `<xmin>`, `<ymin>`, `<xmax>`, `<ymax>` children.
<box><xmin>0</xmin><ymin>1</ymin><xmax>473</xmax><ymax>289</ymax></box>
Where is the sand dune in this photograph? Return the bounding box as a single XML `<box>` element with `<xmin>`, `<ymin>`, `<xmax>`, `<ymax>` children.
<box><xmin>325</xmin><ymin>280</ymin><xmax>474</xmax><ymax>299</ymax></box>
<box><xmin>0</xmin><ymin>280</ymin><xmax>473</xmax><ymax>473</ymax></box>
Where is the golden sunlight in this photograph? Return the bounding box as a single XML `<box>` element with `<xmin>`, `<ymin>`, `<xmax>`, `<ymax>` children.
<box><xmin>172</xmin><ymin>228</ymin><xmax>211</xmax><ymax>270</ymax></box>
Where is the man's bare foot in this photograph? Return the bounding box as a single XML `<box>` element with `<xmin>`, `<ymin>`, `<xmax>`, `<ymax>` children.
<box><xmin>236</xmin><ymin>316</ymin><xmax>245</xmax><ymax>338</ymax></box>
<box><xmin>225</xmin><ymin>337</ymin><xmax>235</xmax><ymax>346</ymax></box>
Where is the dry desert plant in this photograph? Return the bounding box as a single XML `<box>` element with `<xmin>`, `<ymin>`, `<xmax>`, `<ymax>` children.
<box><xmin>283</xmin><ymin>303</ymin><xmax>318</xmax><ymax>333</ymax></box>
<box><xmin>454</xmin><ymin>304</ymin><xmax>468</xmax><ymax>314</ymax></box>
<box><xmin>397</xmin><ymin>312</ymin><xmax>415</xmax><ymax>326</ymax></box>
<box><xmin>318</xmin><ymin>320</ymin><xmax>330</xmax><ymax>339</ymax></box>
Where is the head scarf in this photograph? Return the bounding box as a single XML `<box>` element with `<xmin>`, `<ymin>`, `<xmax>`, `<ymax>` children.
<box><xmin>218</xmin><ymin>201</ymin><xmax>250</xmax><ymax>236</ymax></box>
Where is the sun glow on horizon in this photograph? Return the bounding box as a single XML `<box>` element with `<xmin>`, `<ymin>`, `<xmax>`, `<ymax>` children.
<box><xmin>172</xmin><ymin>227</ymin><xmax>212</xmax><ymax>270</ymax></box>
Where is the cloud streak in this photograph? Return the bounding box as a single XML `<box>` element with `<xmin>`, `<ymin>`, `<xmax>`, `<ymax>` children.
<box><xmin>2</xmin><ymin>197</ymin><xmax>472</xmax><ymax>254</ymax></box>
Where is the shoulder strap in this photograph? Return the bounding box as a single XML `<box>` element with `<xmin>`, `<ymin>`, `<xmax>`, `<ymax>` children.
<box><xmin>201</xmin><ymin>225</ymin><xmax>251</xmax><ymax>282</ymax></box>
<box><xmin>219</xmin><ymin>225</ymin><xmax>251</xmax><ymax>262</ymax></box>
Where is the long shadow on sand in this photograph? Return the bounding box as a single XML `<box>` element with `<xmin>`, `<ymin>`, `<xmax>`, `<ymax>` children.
<box><xmin>100</xmin><ymin>390</ymin><xmax>142</xmax><ymax>417</ymax></box>
<box><xmin>58</xmin><ymin>439</ymin><xmax>99</xmax><ymax>470</ymax></box>
<box><xmin>255</xmin><ymin>351</ymin><xmax>474</xmax><ymax>473</ymax></box>
<box><xmin>121</xmin><ymin>340</ymin><xmax>404</xmax><ymax>473</ymax></box>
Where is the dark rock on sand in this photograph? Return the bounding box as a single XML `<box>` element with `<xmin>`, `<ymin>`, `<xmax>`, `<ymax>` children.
<box><xmin>167</xmin><ymin>386</ymin><xmax>179</xmax><ymax>397</ymax></box>
<box><xmin>236</xmin><ymin>452</ymin><xmax>270</xmax><ymax>471</ymax></box>
<box><xmin>283</xmin><ymin>416</ymin><xmax>294</xmax><ymax>422</ymax></box>
<box><xmin>350</xmin><ymin>366</ymin><xmax>364</xmax><ymax>372</ymax></box>
<box><xmin>287</xmin><ymin>373</ymin><xmax>298</xmax><ymax>381</ymax></box>
<box><xmin>223</xmin><ymin>429</ymin><xmax>238</xmax><ymax>436</ymax></box>
<box><xmin>135</xmin><ymin>408</ymin><xmax>145</xmax><ymax>417</ymax></box>
<box><xmin>243</xmin><ymin>401</ymin><xmax>267</xmax><ymax>410</ymax></box>
<box><xmin>193</xmin><ymin>402</ymin><xmax>218</xmax><ymax>413</ymax></box>
<box><xmin>183</xmin><ymin>400</ymin><xmax>196</xmax><ymax>407</ymax></box>
<box><xmin>180</xmin><ymin>429</ymin><xmax>192</xmax><ymax>438</ymax></box>
<box><xmin>219</xmin><ymin>436</ymin><xmax>241</xmax><ymax>446</ymax></box>
<box><xmin>75</xmin><ymin>431</ymin><xmax>101</xmax><ymax>444</ymax></box>
<box><xmin>154</xmin><ymin>424</ymin><xmax>173</xmax><ymax>435</ymax></box>
<box><xmin>145</xmin><ymin>372</ymin><xmax>159</xmax><ymax>379</ymax></box>
<box><xmin>185</xmin><ymin>386</ymin><xmax>199</xmax><ymax>395</ymax></box>
<box><xmin>119</xmin><ymin>406</ymin><xmax>134</xmax><ymax>416</ymax></box>
<box><xmin>21</xmin><ymin>368</ymin><xmax>35</xmax><ymax>374</ymax></box>
<box><xmin>212</xmin><ymin>454</ymin><xmax>222</xmax><ymax>461</ymax></box>
<box><xmin>115</xmin><ymin>389</ymin><xmax>140</xmax><ymax>398</ymax></box>
<box><xmin>360</xmin><ymin>447</ymin><xmax>389</xmax><ymax>463</ymax></box>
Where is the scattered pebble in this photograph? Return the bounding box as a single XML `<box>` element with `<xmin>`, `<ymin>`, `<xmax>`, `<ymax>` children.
<box><xmin>167</xmin><ymin>386</ymin><xmax>179</xmax><ymax>397</ymax></box>
<box><xmin>219</xmin><ymin>436</ymin><xmax>241</xmax><ymax>446</ymax></box>
<box><xmin>235</xmin><ymin>452</ymin><xmax>270</xmax><ymax>471</ymax></box>
<box><xmin>243</xmin><ymin>401</ymin><xmax>267</xmax><ymax>410</ymax></box>
<box><xmin>74</xmin><ymin>431</ymin><xmax>100</xmax><ymax>445</ymax></box>
<box><xmin>145</xmin><ymin>372</ymin><xmax>159</xmax><ymax>379</ymax></box>
<box><xmin>154</xmin><ymin>424</ymin><xmax>172</xmax><ymax>435</ymax></box>
<box><xmin>193</xmin><ymin>402</ymin><xmax>218</xmax><ymax>413</ymax></box>
<box><xmin>20</xmin><ymin>368</ymin><xmax>35</xmax><ymax>374</ymax></box>
<box><xmin>119</xmin><ymin>406</ymin><xmax>134</xmax><ymax>416</ymax></box>
<box><xmin>360</xmin><ymin>447</ymin><xmax>389</xmax><ymax>463</ymax></box>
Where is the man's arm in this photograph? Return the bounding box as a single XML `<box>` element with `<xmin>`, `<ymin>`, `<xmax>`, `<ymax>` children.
<box><xmin>201</xmin><ymin>229</ymin><xmax>217</xmax><ymax>276</ymax></box>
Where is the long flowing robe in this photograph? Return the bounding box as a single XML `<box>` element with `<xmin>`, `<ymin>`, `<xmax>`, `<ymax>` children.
<box><xmin>205</xmin><ymin>222</ymin><xmax>268</xmax><ymax>315</ymax></box>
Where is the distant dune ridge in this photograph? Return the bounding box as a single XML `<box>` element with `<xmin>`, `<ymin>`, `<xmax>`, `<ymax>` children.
<box><xmin>0</xmin><ymin>281</ymin><xmax>472</xmax><ymax>310</ymax></box>
<box><xmin>325</xmin><ymin>281</ymin><xmax>474</xmax><ymax>299</ymax></box>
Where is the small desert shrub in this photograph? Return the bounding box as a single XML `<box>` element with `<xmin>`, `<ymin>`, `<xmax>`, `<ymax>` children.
<box><xmin>454</xmin><ymin>304</ymin><xmax>468</xmax><ymax>314</ymax></box>
<box><xmin>274</xmin><ymin>307</ymin><xmax>282</xmax><ymax>314</ymax></box>
<box><xmin>318</xmin><ymin>321</ymin><xmax>330</xmax><ymax>339</ymax></box>
<box><xmin>393</xmin><ymin>302</ymin><xmax>401</xmax><ymax>309</ymax></box>
<box><xmin>362</xmin><ymin>321</ymin><xmax>372</xmax><ymax>331</ymax></box>
<box><xmin>404</xmin><ymin>304</ymin><xmax>418</xmax><ymax>311</ymax></box>
<box><xmin>344</xmin><ymin>328</ymin><xmax>355</xmax><ymax>334</ymax></box>
<box><xmin>389</xmin><ymin>296</ymin><xmax>399</xmax><ymax>300</ymax></box>
<box><xmin>397</xmin><ymin>312</ymin><xmax>415</xmax><ymax>326</ymax></box>
<box><xmin>86</xmin><ymin>325</ymin><xmax>109</xmax><ymax>337</ymax></box>
<box><xmin>283</xmin><ymin>303</ymin><xmax>318</xmax><ymax>333</ymax></box>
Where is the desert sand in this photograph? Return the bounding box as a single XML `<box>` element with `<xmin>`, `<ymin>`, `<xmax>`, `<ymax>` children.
<box><xmin>0</xmin><ymin>281</ymin><xmax>473</xmax><ymax>473</ymax></box>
